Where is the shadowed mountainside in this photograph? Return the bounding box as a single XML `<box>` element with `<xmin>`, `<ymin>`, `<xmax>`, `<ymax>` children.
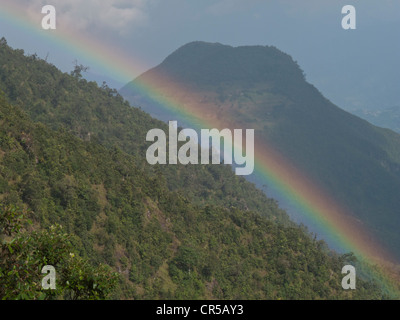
<box><xmin>121</xmin><ymin>41</ymin><xmax>400</xmax><ymax>261</ymax></box>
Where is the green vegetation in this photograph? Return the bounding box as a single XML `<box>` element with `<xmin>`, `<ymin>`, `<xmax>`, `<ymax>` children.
<box><xmin>0</xmin><ymin>204</ymin><xmax>118</xmax><ymax>299</ymax></box>
<box><xmin>0</xmin><ymin>38</ymin><xmax>395</xmax><ymax>299</ymax></box>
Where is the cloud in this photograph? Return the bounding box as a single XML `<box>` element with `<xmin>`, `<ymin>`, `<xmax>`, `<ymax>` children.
<box><xmin>206</xmin><ymin>0</ymin><xmax>260</xmax><ymax>16</ymax></box>
<box><xmin>14</xmin><ymin>0</ymin><xmax>151</xmax><ymax>36</ymax></box>
<box><xmin>277</xmin><ymin>0</ymin><xmax>400</xmax><ymax>21</ymax></box>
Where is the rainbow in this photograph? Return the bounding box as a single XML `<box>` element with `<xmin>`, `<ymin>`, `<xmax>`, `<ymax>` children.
<box><xmin>129</xmin><ymin>75</ymin><xmax>395</xmax><ymax>262</ymax></box>
<box><xmin>1</xmin><ymin>1</ymin><xmax>399</xmax><ymax>296</ymax></box>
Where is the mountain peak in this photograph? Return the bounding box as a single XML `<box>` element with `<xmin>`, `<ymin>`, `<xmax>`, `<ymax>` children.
<box><xmin>152</xmin><ymin>41</ymin><xmax>305</xmax><ymax>87</ymax></box>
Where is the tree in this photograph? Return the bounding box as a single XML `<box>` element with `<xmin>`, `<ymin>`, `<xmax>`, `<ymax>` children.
<box><xmin>70</xmin><ymin>60</ymin><xmax>89</xmax><ymax>79</ymax></box>
<box><xmin>0</xmin><ymin>204</ymin><xmax>118</xmax><ymax>300</ymax></box>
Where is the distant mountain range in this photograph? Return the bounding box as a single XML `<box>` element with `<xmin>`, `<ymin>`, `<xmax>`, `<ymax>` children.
<box><xmin>352</xmin><ymin>106</ymin><xmax>400</xmax><ymax>134</ymax></box>
<box><xmin>121</xmin><ymin>41</ymin><xmax>400</xmax><ymax>261</ymax></box>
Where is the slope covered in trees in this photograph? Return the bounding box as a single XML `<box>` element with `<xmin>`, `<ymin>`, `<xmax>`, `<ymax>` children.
<box><xmin>0</xmin><ymin>38</ymin><xmax>394</xmax><ymax>299</ymax></box>
<box><xmin>0</xmin><ymin>38</ymin><xmax>289</xmax><ymax>227</ymax></box>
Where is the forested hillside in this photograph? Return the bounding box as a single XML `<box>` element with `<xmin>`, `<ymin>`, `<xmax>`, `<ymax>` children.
<box><xmin>0</xmin><ymin>38</ymin><xmax>392</xmax><ymax>299</ymax></box>
<box><xmin>0</xmin><ymin>38</ymin><xmax>289</xmax><ymax>226</ymax></box>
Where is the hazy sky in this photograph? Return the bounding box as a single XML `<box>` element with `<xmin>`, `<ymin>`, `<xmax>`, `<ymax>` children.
<box><xmin>1</xmin><ymin>0</ymin><xmax>399</xmax><ymax>111</ymax></box>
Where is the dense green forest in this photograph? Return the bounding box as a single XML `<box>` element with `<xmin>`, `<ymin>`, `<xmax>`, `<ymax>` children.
<box><xmin>122</xmin><ymin>41</ymin><xmax>400</xmax><ymax>261</ymax></box>
<box><xmin>0</xmin><ymin>38</ymin><xmax>394</xmax><ymax>299</ymax></box>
